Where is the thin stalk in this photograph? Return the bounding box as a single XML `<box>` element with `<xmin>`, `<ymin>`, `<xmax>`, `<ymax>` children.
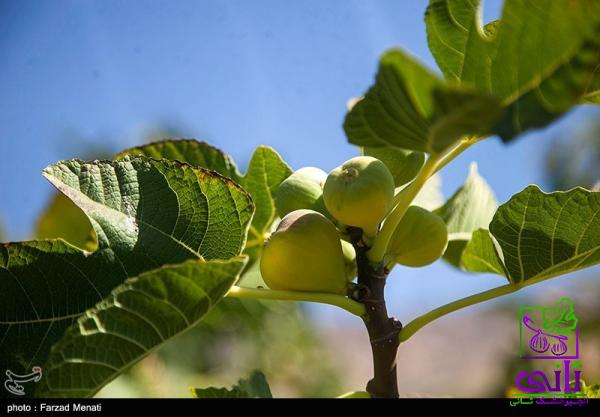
<box><xmin>244</xmin><ymin>238</ymin><xmax>265</xmax><ymax>249</ymax></box>
<box><xmin>399</xmin><ymin>284</ymin><xmax>517</xmax><ymax>342</ymax></box>
<box><xmin>226</xmin><ymin>285</ymin><xmax>366</xmax><ymax>318</ymax></box>
<box><xmin>368</xmin><ymin>136</ymin><xmax>482</xmax><ymax>264</ymax></box>
<box><xmin>432</xmin><ymin>137</ymin><xmax>477</xmax><ymax>175</ymax></box>
<box><xmin>367</xmin><ymin>154</ymin><xmax>440</xmax><ymax>263</ymax></box>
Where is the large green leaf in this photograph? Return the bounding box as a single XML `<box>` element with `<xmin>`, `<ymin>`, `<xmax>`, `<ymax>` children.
<box><xmin>37</xmin><ymin>257</ymin><xmax>247</xmax><ymax>397</ymax></box>
<box><xmin>494</xmin><ymin>38</ymin><xmax>600</xmax><ymax>140</ymax></box>
<box><xmin>34</xmin><ymin>141</ymin><xmax>244</xmax><ymax>252</ymax></box>
<box><xmin>426</xmin><ymin>0</ymin><xmax>600</xmax><ymax>141</ymax></box>
<box><xmin>461</xmin><ymin>186</ymin><xmax>600</xmax><ymax>284</ymax></box>
<box><xmin>191</xmin><ymin>370</ymin><xmax>272</xmax><ymax>399</ymax></box>
<box><xmin>344</xmin><ymin>49</ymin><xmax>502</xmax><ymax>154</ymax></box>
<box><xmin>116</xmin><ymin>139</ymin><xmax>243</xmax><ymax>183</ymax></box>
<box><xmin>118</xmin><ymin>140</ymin><xmax>292</xmax><ymax>271</ymax></box>
<box><xmin>425</xmin><ymin>0</ymin><xmax>497</xmax><ymax>86</ymax></box>
<box><xmin>0</xmin><ymin>156</ymin><xmax>253</xmax><ymax>388</ymax></box>
<box><xmin>44</xmin><ymin>157</ymin><xmax>252</xmax><ymax>259</ymax></box>
<box><xmin>435</xmin><ymin>163</ymin><xmax>497</xmax><ymax>267</ymax></box>
<box><xmin>118</xmin><ymin>140</ymin><xmax>290</xmax><ymax>240</ymax></box>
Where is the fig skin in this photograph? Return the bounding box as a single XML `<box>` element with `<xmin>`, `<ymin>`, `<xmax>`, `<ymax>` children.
<box><xmin>260</xmin><ymin>209</ymin><xmax>347</xmax><ymax>294</ymax></box>
<box><xmin>275</xmin><ymin>167</ymin><xmax>329</xmax><ymax>218</ymax></box>
<box><xmin>323</xmin><ymin>156</ymin><xmax>394</xmax><ymax>236</ymax></box>
<box><xmin>388</xmin><ymin>206</ymin><xmax>448</xmax><ymax>267</ymax></box>
<box><xmin>340</xmin><ymin>239</ymin><xmax>357</xmax><ymax>281</ymax></box>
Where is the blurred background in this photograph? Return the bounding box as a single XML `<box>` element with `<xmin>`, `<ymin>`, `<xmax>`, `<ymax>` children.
<box><xmin>0</xmin><ymin>0</ymin><xmax>598</xmax><ymax>397</ymax></box>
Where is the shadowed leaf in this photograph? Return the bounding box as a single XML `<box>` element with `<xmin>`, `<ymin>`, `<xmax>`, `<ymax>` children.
<box><xmin>426</xmin><ymin>0</ymin><xmax>600</xmax><ymax>141</ymax></box>
<box><xmin>37</xmin><ymin>258</ymin><xmax>247</xmax><ymax>397</ymax></box>
<box><xmin>191</xmin><ymin>370</ymin><xmax>272</xmax><ymax>398</ymax></box>
<box><xmin>344</xmin><ymin>49</ymin><xmax>502</xmax><ymax>153</ymax></box>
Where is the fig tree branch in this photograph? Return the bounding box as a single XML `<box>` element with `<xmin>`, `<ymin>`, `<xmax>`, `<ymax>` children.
<box><xmin>351</xmin><ymin>227</ymin><xmax>401</xmax><ymax>398</ymax></box>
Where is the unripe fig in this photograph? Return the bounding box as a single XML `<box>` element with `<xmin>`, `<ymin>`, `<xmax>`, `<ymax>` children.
<box><xmin>260</xmin><ymin>209</ymin><xmax>347</xmax><ymax>294</ymax></box>
<box><xmin>323</xmin><ymin>156</ymin><xmax>394</xmax><ymax>235</ymax></box>
<box><xmin>388</xmin><ymin>206</ymin><xmax>448</xmax><ymax>267</ymax></box>
<box><xmin>340</xmin><ymin>239</ymin><xmax>357</xmax><ymax>281</ymax></box>
<box><xmin>275</xmin><ymin>167</ymin><xmax>329</xmax><ymax>218</ymax></box>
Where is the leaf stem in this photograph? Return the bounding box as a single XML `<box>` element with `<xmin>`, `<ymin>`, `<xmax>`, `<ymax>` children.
<box><xmin>244</xmin><ymin>238</ymin><xmax>264</xmax><ymax>249</ymax></box>
<box><xmin>226</xmin><ymin>285</ymin><xmax>366</xmax><ymax>317</ymax></box>
<box><xmin>399</xmin><ymin>283</ymin><xmax>517</xmax><ymax>342</ymax></box>
<box><xmin>367</xmin><ymin>154</ymin><xmax>441</xmax><ymax>263</ymax></box>
<box><xmin>368</xmin><ymin>137</ymin><xmax>481</xmax><ymax>264</ymax></box>
<box><xmin>432</xmin><ymin>136</ymin><xmax>479</xmax><ymax>175</ymax></box>
<box><xmin>247</xmin><ymin>225</ymin><xmax>263</xmax><ymax>240</ymax></box>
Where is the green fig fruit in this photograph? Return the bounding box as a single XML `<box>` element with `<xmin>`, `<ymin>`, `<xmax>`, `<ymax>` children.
<box><xmin>323</xmin><ymin>156</ymin><xmax>394</xmax><ymax>236</ymax></box>
<box><xmin>260</xmin><ymin>209</ymin><xmax>347</xmax><ymax>294</ymax></box>
<box><xmin>340</xmin><ymin>239</ymin><xmax>357</xmax><ymax>281</ymax></box>
<box><xmin>388</xmin><ymin>206</ymin><xmax>448</xmax><ymax>267</ymax></box>
<box><xmin>275</xmin><ymin>167</ymin><xmax>329</xmax><ymax>218</ymax></box>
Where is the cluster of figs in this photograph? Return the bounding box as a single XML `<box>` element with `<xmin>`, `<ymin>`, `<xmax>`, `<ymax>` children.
<box><xmin>260</xmin><ymin>156</ymin><xmax>448</xmax><ymax>295</ymax></box>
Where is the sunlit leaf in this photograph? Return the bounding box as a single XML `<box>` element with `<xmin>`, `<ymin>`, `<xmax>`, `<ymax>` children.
<box><xmin>117</xmin><ymin>140</ymin><xmax>292</xmax><ymax>270</ymax></box>
<box><xmin>435</xmin><ymin>163</ymin><xmax>497</xmax><ymax>267</ymax></box>
<box><xmin>35</xmin><ymin>140</ymin><xmax>246</xmax><ymax>256</ymax></box>
<box><xmin>461</xmin><ymin>229</ymin><xmax>506</xmax><ymax>275</ymax></box>
<box><xmin>0</xmin><ymin>156</ymin><xmax>253</xmax><ymax>395</ymax></box>
<box><xmin>425</xmin><ymin>0</ymin><xmax>498</xmax><ymax>86</ymax></box>
<box><xmin>116</xmin><ymin>139</ymin><xmax>243</xmax><ymax>183</ymax></box>
<box><xmin>241</xmin><ymin>146</ymin><xmax>292</xmax><ymax>243</ymax></box>
<box><xmin>461</xmin><ymin>186</ymin><xmax>600</xmax><ymax>284</ymax></box>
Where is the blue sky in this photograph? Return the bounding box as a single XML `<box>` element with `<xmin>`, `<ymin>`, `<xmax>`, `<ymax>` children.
<box><xmin>1</xmin><ymin>0</ymin><xmax>597</xmax><ymax>320</ymax></box>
